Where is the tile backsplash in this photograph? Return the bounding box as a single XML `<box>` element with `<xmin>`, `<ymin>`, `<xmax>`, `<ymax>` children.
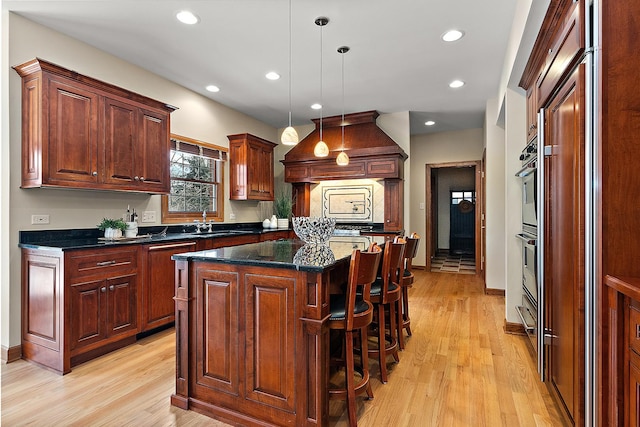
<box><xmin>309</xmin><ymin>179</ymin><xmax>384</xmax><ymax>222</ymax></box>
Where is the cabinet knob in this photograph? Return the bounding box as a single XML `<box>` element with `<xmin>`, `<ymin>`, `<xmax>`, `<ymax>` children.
<box><xmin>92</xmin><ymin>171</ymin><xmax>98</xmax><ymax>176</ymax></box>
<box><xmin>140</xmin><ymin>176</ymin><xmax>145</xmax><ymax>182</ymax></box>
<box><xmin>134</xmin><ymin>176</ymin><xmax>140</xmax><ymax>181</ymax></box>
<box><xmin>101</xmin><ymin>287</ymin><xmax>106</xmax><ymax>293</ymax></box>
<box><xmin>109</xmin><ymin>285</ymin><xmax>115</xmax><ymax>291</ymax></box>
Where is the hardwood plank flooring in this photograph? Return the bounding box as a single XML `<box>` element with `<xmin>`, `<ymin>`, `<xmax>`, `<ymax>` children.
<box><xmin>1</xmin><ymin>270</ymin><xmax>564</xmax><ymax>426</ymax></box>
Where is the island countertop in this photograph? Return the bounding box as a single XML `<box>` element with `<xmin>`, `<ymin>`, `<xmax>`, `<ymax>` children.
<box><xmin>171</xmin><ymin>235</ymin><xmax>386</xmax><ymax>272</ymax></box>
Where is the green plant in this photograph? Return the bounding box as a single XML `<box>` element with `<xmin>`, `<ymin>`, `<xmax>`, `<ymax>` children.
<box><xmin>97</xmin><ymin>218</ymin><xmax>127</xmax><ymax>232</ymax></box>
<box><xmin>274</xmin><ymin>191</ymin><xmax>293</xmax><ymax>219</ymax></box>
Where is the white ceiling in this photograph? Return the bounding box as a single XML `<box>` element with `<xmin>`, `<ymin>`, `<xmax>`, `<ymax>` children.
<box><xmin>5</xmin><ymin>0</ymin><xmax>521</xmax><ymax>135</ymax></box>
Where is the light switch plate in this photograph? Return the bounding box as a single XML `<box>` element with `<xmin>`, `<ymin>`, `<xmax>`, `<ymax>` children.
<box><xmin>32</xmin><ymin>214</ymin><xmax>50</xmax><ymax>224</ymax></box>
<box><xmin>142</xmin><ymin>211</ymin><xmax>156</xmax><ymax>223</ymax></box>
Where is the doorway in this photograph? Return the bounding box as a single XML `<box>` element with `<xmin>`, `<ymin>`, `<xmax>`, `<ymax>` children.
<box><xmin>425</xmin><ymin>161</ymin><xmax>483</xmax><ymax>277</ymax></box>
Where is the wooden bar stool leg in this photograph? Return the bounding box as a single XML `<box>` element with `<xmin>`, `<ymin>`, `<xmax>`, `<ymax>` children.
<box><xmin>345</xmin><ymin>330</ymin><xmax>357</xmax><ymax>427</ymax></box>
<box><xmin>360</xmin><ymin>326</ymin><xmax>373</xmax><ymax>399</ymax></box>
<box><xmin>396</xmin><ymin>294</ymin><xmax>405</xmax><ymax>350</ymax></box>
<box><xmin>402</xmin><ymin>285</ymin><xmax>412</xmax><ymax>336</ymax></box>
<box><xmin>389</xmin><ymin>302</ymin><xmax>400</xmax><ymax>363</ymax></box>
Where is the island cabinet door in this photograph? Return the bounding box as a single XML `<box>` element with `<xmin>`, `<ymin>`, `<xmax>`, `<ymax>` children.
<box><xmin>193</xmin><ymin>267</ymin><xmax>241</xmax><ymax>396</ymax></box>
<box><xmin>244</xmin><ymin>272</ymin><xmax>296</xmax><ymax>413</ymax></box>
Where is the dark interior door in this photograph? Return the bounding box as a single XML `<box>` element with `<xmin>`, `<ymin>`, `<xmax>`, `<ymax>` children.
<box><xmin>449</xmin><ymin>195</ymin><xmax>475</xmax><ymax>255</ymax></box>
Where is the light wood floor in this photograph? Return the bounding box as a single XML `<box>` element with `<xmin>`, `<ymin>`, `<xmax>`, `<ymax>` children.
<box><xmin>1</xmin><ymin>270</ymin><xmax>564</xmax><ymax>426</ymax></box>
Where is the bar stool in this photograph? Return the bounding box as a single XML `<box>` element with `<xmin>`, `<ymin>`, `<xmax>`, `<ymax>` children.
<box><xmin>328</xmin><ymin>244</ymin><xmax>382</xmax><ymax>426</ymax></box>
<box><xmin>398</xmin><ymin>233</ymin><xmax>420</xmax><ymax>350</ymax></box>
<box><xmin>367</xmin><ymin>237</ymin><xmax>405</xmax><ymax>383</ymax></box>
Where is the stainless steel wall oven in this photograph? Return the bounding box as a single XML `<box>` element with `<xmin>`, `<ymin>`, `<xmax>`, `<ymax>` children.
<box><xmin>516</xmin><ymin>137</ymin><xmax>539</xmax><ymax>356</ymax></box>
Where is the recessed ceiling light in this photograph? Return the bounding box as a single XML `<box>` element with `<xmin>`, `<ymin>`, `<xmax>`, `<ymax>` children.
<box><xmin>265</xmin><ymin>71</ymin><xmax>280</xmax><ymax>80</ymax></box>
<box><xmin>425</xmin><ymin>120</ymin><xmax>436</xmax><ymax>126</ymax></box>
<box><xmin>449</xmin><ymin>80</ymin><xmax>465</xmax><ymax>88</ymax></box>
<box><xmin>311</xmin><ymin>103</ymin><xmax>322</xmax><ymax>110</ymax></box>
<box><xmin>176</xmin><ymin>10</ymin><xmax>199</xmax><ymax>25</ymax></box>
<box><xmin>205</xmin><ymin>85</ymin><xmax>220</xmax><ymax>93</ymax></box>
<box><xmin>442</xmin><ymin>30</ymin><xmax>464</xmax><ymax>42</ymax></box>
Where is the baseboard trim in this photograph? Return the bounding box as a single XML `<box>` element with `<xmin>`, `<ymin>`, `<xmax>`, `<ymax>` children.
<box><xmin>2</xmin><ymin>344</ymin><xmax>22</xmax><ymax>363</ymax></box>
<box><xmin>485</xmin><ymin>288</ymin><xmax>505</xmax><ymax>296</ymax></box>
<box><xmin>504</xmin><ymin>320</ymin><xmax>526</xmax><ymax>335</ymax></box>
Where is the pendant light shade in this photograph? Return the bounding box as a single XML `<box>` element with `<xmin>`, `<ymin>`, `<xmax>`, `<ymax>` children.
<box><xmin>314</xmin><ymin>140</ymin><xmax>329</xmax><ymax>157</ymax></box>
<box><xmin>281</xmin><ymin>125</ymin><xmax>299</xmax><ymax>145</ymax></box>
<box><xmin>281</xmin><ymin>0</ymin><xmax>299</xmax><ymax>145</ymax></box>
<box><xmin>336</xmin><ymin>45</ymin><xmax>350</xmax><ymax>166</ymax></box>
<box><xmin>336</xmin><ymin>151</ymin><xmax>349</xmax><ymax>165</ymax></box>
<box><xmin>314</xmin><ymin>17</ymin><xmax>329</xmax><ymax>158</ymax></box>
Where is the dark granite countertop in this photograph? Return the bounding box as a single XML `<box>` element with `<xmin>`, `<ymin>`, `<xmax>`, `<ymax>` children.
<box><xmin>171</xmin><ymin>235</ymin><xmax>387</xmax><ymax>272</ymax></box>
<box><xmin>18</xmin><ymin>223</ymin><xmax>289</xmax><ymax>251</ymax></box>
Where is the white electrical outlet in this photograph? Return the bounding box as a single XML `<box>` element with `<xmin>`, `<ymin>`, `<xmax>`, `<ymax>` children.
<box><xmin>31</xmin><ymin>214</ymin><xmax>50</xmax><ymax>224</ymax></box>
<box><xmin>229</xmin><ymin>213</ymin><xmax>236</xmax><ymax>220</ymax></box>
<box><xmin>419</xmin><ymin>202</ymin><xmax>425</xmax><ymax>210</ymax></box>
<box><xmin>142</xmin><ymin>211</ymin><xmax>156</xmax><ymax>223</ymax></box>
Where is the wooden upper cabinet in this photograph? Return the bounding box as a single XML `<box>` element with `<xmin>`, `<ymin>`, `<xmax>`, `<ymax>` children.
<box><xmin>46</xmin><ymin>77</ymin><xmax>101</xmax><ymax>185</ymax></box>
<box><xmin>13</xmin><ymin>58</ymin><xmax>176</xmax><ymax>194</ymax></box>
<box><xmin>228</xmin><ymin>133</ymin><xmax>276</xmax><ymax>201</ymax></box>
<box><xmin>384</xmin><ymin>179</ymin><xmax>404</xmax><ymax>232</ymax></box>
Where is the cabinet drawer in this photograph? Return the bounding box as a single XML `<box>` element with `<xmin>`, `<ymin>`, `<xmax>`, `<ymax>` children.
<box><xmin>630</xmin><ymin>304</ymin><xmax>640</xmax><ymax>356</ymax></box>
<box><xmin>67</xmin><ymin>247</ymin><xmax>139</xmax><ymax>280</ymax></box>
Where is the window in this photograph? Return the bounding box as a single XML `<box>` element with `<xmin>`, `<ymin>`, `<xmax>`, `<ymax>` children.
<box><xmin>451</xmin><ymin>190</ymin><xmax>475</xmax><ymax>205</ymax></box>
<box><xmin>161</xmin><ymin>134</ymin><xmax>227</xmax><ymax>223</ymax></box>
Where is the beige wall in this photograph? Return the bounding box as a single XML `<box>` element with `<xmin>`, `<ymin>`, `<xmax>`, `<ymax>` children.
<box><xmin>2</xmin><ymin>13</ymin><xmax>279</xmax><ymax>351</ymax></box>
<box><xmin>409</xmin><ymin>128</ymin><xmax>484</xmax><ymax>267</ymax></box>
<box><xmin>484</xmin><ymin>97</ymin><xmax>507</xmax><ymax>292</ymax></box>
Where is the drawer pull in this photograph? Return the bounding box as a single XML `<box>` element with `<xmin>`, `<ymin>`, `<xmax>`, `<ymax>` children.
<box><xmin>96</xmin><ymin>260</ymin><xmax>117</xmax><ymax>266</ymax></box>
<box><xmin>636</xmin><ymin>324</ymin><xmax>640</xmax><ymax>340</ymax></box>
<box><xmin>101</xmin><ymin>287</ymin><xmax>106</xmax><ymax>293</ymax></box>
<box><xmin>109</xmin><ymin>285</ymin><xmax>115</xmax><ymax>291</ymax></box>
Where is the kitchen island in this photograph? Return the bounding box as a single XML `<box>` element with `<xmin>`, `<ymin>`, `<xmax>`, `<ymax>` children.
<box><xmin>170</xmin><ymin>236</ymin><xmax>386</xmax><ymax>426</ymax></box>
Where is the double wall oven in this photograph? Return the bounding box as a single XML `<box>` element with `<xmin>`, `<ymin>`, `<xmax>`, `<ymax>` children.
<box><xmin>515</xmin><ymin>136</ymin><xmax>540</xmax><ymax>362</ymax></box>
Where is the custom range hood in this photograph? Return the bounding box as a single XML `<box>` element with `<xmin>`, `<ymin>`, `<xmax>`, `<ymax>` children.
<box><xmin>282</xmin><ymin>110</ymin><xmax>407</xmax><ymax>183</ymax></box>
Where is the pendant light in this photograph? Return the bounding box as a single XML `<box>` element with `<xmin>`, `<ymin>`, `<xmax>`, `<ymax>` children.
<box><xmin>281</xmin><ymin>0</ymin><xmax>299</xmax><ymax>145</ymax></box>
<box><xmin>336</xmin><ymin>46</ymin><xmax>350</xmax><ymax>166</ymax></box>
<box><xmin>313</xmin><ymin>17</ymin><xmax>329</xmax><ymax>158</ymax></box>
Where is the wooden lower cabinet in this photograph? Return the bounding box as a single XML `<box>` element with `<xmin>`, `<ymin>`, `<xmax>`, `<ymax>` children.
<box><xmin>22</xmin><ymin>245</ymin><xmax>139</xmax><ymax>373</ymax></box>
<box><xmin>21</xmin><ymin>233</ymin><xmax>274</xmax><ymax>374</ymax></box>
<box><xmin>172</xmin><ymin>257</ymin><xmax>330</xmax><ymax>426</ymax></box>
<box><xmin>140</xmin><ymin>240</ymin><xmax>197</xmax><ymax>331</ymax></box>
<box><xmin>69</xmin><ymin>273</ymin><xmax>138</xmax><ymax>353</ymax></box>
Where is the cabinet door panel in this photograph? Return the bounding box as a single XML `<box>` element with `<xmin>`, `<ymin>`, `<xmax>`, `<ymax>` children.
<box><xmin>544</xmin><ymin>64</ymin><xmax>585</xmax><ymax>423</ymax></box>
<box><xmin>104</xmin><ymin>97</ymin><xmax>136</xmax><ymax>185</ymax></box>
<box><xmin>247</xmin><ymin>142</ymin><xmax>263</xmax><ymax>198</ymax></box>
<box><xmin>138</xmin><ymin>108</ymin><xmax>169</xmax><ymax>191</ymax></box>
<box><xmin>245</xmin><ymin>272</ymin><xmax>296</xmax><ymax>412</ymax></box>
<box><xmin>70</xmin><ymin>279</ymin><xmax>106</xmax><ymax>351</ymax></box>
<box><xmin>107</xmin><ymin>274</ymin><xmax>138</xmax><ymax>336</ymax></box>
<box><xmin>47</xmin><ymin>78</ymin><xmax>99</xmax><ymax>184</ymax></box>
<box><xmin>142</xmin><ymin>241</ymin><xmax>196</xmax><ymax>331</ymax></box>
<box><xmin>384</xmin><ymin>179</ymin><xmax>404</xmax><ymax>231</ymax></box>
<box><xmin>194</xmin><ymin>268</ymin><xmax>240</xmax><ymax>395</ymax></box>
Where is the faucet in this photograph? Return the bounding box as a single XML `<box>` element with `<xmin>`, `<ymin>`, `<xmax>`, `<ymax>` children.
<box><xmin>193</xmin><ymin>211</ymin><xmax>212</xmax><ymax>233</ymax></box>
